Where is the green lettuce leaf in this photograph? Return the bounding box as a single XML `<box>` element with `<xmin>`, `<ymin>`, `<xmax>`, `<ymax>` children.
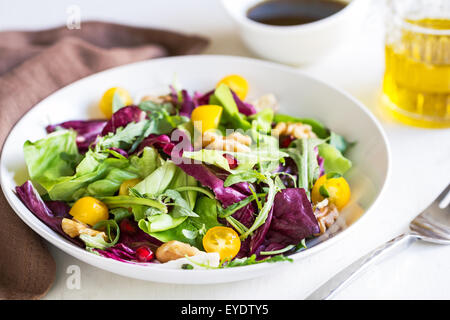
<box><xmin>146</xmin><ymin>218</ymin><xmax>201</xmax><ymax>247</ymax></box>
<box><xmin>138</xmin><ymin>214</ymin><xmax>187</xmax><ymax>233</ymax></box>
<box><xmin>212</xmin><ymin>84</ymin><xmax>252</xmax><ymax>130</ymax></box>
<box><xmin>23</xmin><ymin>130</ymin><xmax>80</xmax><ymax>191</ymax></box>
<box><xmin>247</xmin><ymin>107</ymin><xmax>274</xmax><ymax>133</ymax></box>
<box><xmin>133</xmin><ymin>160</ymin><xmax>177</xmax><ymax>197</ymax></box>
<box><xmin>318</xmin><ymin>143</ymin><xmax>352</xmax><ymax>175</ymax></box>
<box><xmin>49</xmin><ymin>147</ymin><xmax>162</xmax><ymax>201</ymax></box>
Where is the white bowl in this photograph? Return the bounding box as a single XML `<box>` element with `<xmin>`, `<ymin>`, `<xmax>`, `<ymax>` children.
<box><xmin>0</xmin><ymin>55</ymin><xmax>390</xmax><ymax>284</ymax></box>
<box><xmin>222</xmin><ymin>0</ymin><xmax>370</xmax><ymax>65</ymax></box>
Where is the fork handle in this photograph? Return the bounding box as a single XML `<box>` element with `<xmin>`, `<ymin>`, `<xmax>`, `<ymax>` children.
<box><xmin>305</xmin><ymin>233</ymin><xmax>416</xmax><ymax>300</ymax></box>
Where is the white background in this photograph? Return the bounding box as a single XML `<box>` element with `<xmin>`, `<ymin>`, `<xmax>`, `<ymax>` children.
<box><xmin>1</xmin><ymin>0</ymin><xmax>449</xmax><ymax>300</ymax></box>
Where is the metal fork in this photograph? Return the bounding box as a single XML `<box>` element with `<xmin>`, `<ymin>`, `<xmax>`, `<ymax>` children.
<box><xmin>306</xmin><ymin>184</ymin><xmax>450</xmax><ymax>300</ymax></box>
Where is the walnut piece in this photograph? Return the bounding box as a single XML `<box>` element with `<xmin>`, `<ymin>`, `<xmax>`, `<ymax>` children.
<box><xmin>156</xmin><ymin>240</ymin><xmax>202</xmax><ymax>263</ymax></box>
<box><xmin>140</xmin><ymin>94</ymin><xmax>172</xmax><ymax>104</ymax></box>
<box><xmin>202</xmin><ymin>131</ymin><xmax>251</xmax><ymax>152</ymax></box>
<box><xmin>61</xmin><ymin>218</ymin><xmax>107</xmax><ymax>240</ymax></box>
<box><xmin>273</xmin><ymin>122</ymin><xmax>317</xmax><ymax>139</ymax></box>
<box><xmin>313</xmin><ymin>203</ymin><xmax>340</xmax><ymax>236</ymax></box>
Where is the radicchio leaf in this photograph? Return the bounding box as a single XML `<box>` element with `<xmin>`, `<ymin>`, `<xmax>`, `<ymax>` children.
<box><xmin>101</xmin><ymin>105</ymin><xmax>146</xmax><ymax>136</ymax></box>
<box><xmin>16</xmin><ymin>181</ymin><xmax>83</xmax><ymax>247</ymax></box>
<box><xmin>46</xmin><ymin>120</ymin><xmax>106</xmax><ymax>153</ymax></box>
<box><xmin>94</xmin><ymin>243</ymin><xmax>137</xmax><ymax>262</ymax></box>
<box><xmin>231</xmin><ymin>90</ymin><xmax>257</xmax><ymax>116</ymax></box>
<box><xmin>267</xmin><ymin>188</ymin><xmax>319</xmax><ymax>245</ymax></box>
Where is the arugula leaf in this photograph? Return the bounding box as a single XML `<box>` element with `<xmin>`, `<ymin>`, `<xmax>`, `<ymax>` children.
<box><xmin>173</xmin><ymin>186</ymin><xmax>214</xmax><ymax>200</ymax></box>
<box><xmin>80</xmin><ymin>219</ymin><xmax>120</xmax><ymax>249</ymax></box>
<box><xmin>259</xmin><ymin>244</ymin><xmax>295</xmax><ymax>256</ymax></box>
<box><xmin>221</xmin><ymin>254</ymin><xmax>293</xmax><ymax>268</ymax></box>
<box><xmin>224</xmin><ymin>171</ymin><xmax>265</xmax><ymax>187</ymax></box>
<box><xmin>96</xmin><ymin>120</ymin><xmax>150</xmax><ymax>151</ymax></box>
<box><xmin>283</xmin><ymin>138</ymin><xmax>324</xmax><ymax>196</ymax></box>
<box><xmin>168</xmin><ymin>167</ymin><xmax>198</xmax><ymax>210</ymax></box>
<box><xmin>295</xmin><ymin>238</ymin><xmax>307</xmax><ymax>252</ymax></box>
<box><xmin>225</xmin><ymin>216</ymin><xmax>249</xmax><ymax>235</ymax></box>
<box><xmin>240</xmin><ymin>175</ymin><xmax>277</xmax><ymax>240</ymax></box>
<box><xmin>99</xmin><ymin>195</ymin><xmax>167</xmax><ymax>213</ymax></box>
<box><xmin>183</xmin><ymin>148</ymin><xmax>288</xmax><ymax>174</ymax></box>
<box><xmin>217</xmin><ymin>193</ymin><xmax>265</xmax><ymax>218</ymax></box>
<box><xmin>161</xmin><ymin>189</ymin><xmax>199</xmax><ymax>218</ymax></box>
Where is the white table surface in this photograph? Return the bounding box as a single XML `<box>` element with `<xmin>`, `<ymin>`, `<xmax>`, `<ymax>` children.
<box><xmin>1</xmin><ymin>0</ymin><xmax>449</xmax><ymax>300</ymax></box>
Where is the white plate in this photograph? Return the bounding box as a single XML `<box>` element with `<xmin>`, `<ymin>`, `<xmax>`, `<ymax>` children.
<box><xmin>0</xmin><ymin>55</ymin><xmax>390</xmax><ymax>284</ymax></box>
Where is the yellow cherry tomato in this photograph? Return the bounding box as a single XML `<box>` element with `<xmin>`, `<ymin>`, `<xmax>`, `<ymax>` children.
<box><xmin>119</xmin><ymin>178</ymin><xmax>141</xmax><ymax>196</ymax></box>
<box><xmin>216</xmin><ymin>74</ymin><xmax>249</xmax><ymax>100</ymax></box>
<box><xmin>202</xmin><ymin>226</ymin><xmax>241</xmax><ymax>261</ymax></box>
<box><xmin>191</xmin><ymin>105</ymin><xmax>223</xmax><ymax>134</ymax></box>
<box><xmin>311</xmin><ymin>174</ymin><xmax>351</xmax><ymax>210</ymax></box>
<box><xmin>69</xmin><ymin>197</ymin><xmax>109</xmax><ymax>226</ymax></box>
<box><xmin>99</xmin><ymin>87</ymin><xmax>133</xmax><ymax>118</ymax></box>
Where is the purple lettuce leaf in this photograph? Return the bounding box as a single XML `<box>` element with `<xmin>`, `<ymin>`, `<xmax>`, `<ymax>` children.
<box><xmin>266</xmin><ymin>188</ymin><xmax>319</xmax><ymax>245</ymax></box>
<box><xmin>44</xmin><ymin>201</ymin><xmax>71</xmax><ymax>218</ymax></box>
<box><xmin>231</xmin><ymin>91</ymin><xmax>257</xmax><ymax>116</ymax></box>
<box><xmin>94</xmin><ymin>243</ymin><xmax>137</xmax><ymax>262</ymax></box>
<box><xmin>46</xmin><ymin>120</ymin><xmax>106</xmax><ymax>153</ymax></box>
<box><xmin>179</xmin><ymin>89</ymin><xmax>196</xmax><ymax>117</ymax></box>
<box><xmin>273</xmin><ymin>157</ymin><xmax>298</xmax><ymax>189</ymax></box>
<box><xmin>101</xmin><ymin>106</ymin><xmax>146</xmax><ymax>136</ymax></box>
<box><xmin>207</xmin><ymin>166</ymin><xmax>252</xmax><ymax>196</ymax></box>
<box><xmin>194</xmin><ymin>90</ymin><xmax>214</xmax><ymax>106</ymax></box>
<box><xmin>249</xmin><ymin>206</ymin><xmax>273</xmax><ymax>254</ymax></box>
<box><xmin>317</xmin><ymin>155</ymin><xmax>325</xmax><ymax>177</ymax></box>
<box><xmin>16</xmin><ymin>181</ymin><xmax>83</xmax><ymax>247</ymax></box>
<box><xmin>135</xmin><ymin>134</ymin><xmax>172</xmax><ymax>156</ymax></box>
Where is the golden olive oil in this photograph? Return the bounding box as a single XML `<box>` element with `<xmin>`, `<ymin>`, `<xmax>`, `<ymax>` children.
<box><xmin>382</xmin><ymin>18</ymin><xmax>450</xmax><ymax>128</ymax></box>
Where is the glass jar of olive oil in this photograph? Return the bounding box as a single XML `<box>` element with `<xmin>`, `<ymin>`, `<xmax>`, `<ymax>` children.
<box><xmin>382</xmin><ymin>0</ymin><xmax>450</xmax><ymax>128</ymax></box>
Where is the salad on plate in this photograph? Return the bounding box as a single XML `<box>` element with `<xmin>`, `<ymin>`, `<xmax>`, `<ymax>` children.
<box><xmin>15</xmin><ymin>75</ymin><xmax>353</xmax><ymax>269</ymax></box>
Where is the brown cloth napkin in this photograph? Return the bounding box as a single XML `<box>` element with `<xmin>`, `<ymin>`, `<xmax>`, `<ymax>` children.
<box><xmin>0</xmin><ymin>21</ymin><xmax>208</xmax><ymax>300</ymax></box>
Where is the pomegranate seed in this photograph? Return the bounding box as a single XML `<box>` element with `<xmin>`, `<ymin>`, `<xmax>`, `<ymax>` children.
<box><xmin>136</xmin><ymin>246</ymin><xmax>154</xmax><ymax>262</ymax></box>
<box><xmin>280</xmin><ymin>135</ymin><xmax>295</xmax><ymax>148</ymax></box>
<box><xmin>119</xmin><ymin>218</ymin><xmax>137</xmax><ymax>235</ymax></box>
<box><xmin>223</xmin><ymin>154</ymin><xmax>238</xmax><ymax>169</ymax></box>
